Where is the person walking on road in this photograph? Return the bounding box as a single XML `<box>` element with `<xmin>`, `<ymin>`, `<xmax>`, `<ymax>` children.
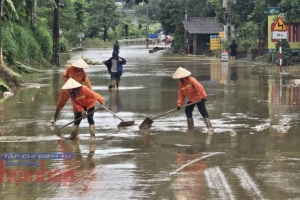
<box><xmin>61</xmin><ymin>78</ymin><xmax>105</xmax><ymax>139</ymax></box>
<box><xmin>229</xmin><ymin>40</ymin><xmax>238</xmax><ymax>60</ymax></box>
<box><xmin>172</xmin><ymin>67</ymin><xmax>213</xmax><ymax>133</ymax></box>
<box><xmin>50</xmin><ymin>58</ymin><xmax>92</xmax><ymax>124</ymax></box>
<box><xmin>103</xmin><ymin>51</ymin><xmax>126</xmax><ymax>89</ymax></box>
<box><xmin>113</xmin><ymin>40</ymin><xmax>120</xmax><ymax>53</ymax></box>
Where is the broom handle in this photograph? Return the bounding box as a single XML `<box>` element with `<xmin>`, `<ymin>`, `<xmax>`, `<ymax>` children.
<box><xmin>57</xmin><ymin>107</ymin><xmax>102</xmax><ymax>130</ymax></box>
<box><xmin>152</xmin><ymin>100</ymin><xmax>202</xmax><ymax>120</ymax></box>
<box><xmin>102</xmin><ymin>106</ymin><xmax>125</xmax><ymax>122</ymax></box>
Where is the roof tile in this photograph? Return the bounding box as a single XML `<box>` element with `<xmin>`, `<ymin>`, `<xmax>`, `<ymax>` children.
<box><xmin>182</xmin><ymin>17</ymin><xmax>223</xmax><ymax>34</ymax></box>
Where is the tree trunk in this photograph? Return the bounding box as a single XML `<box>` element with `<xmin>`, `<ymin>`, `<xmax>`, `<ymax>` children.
<box><xmin>103</xmin><ymin>25</ymin><xmax>108</xmax><ymax>42</ymax></box>
<box><xmin>0</xmin><ymin>1</ymin><xmax>2</xmax><ymax>64</ymax></box>
<box><xmin>258</xmin><ymin>29</ymin><xmax>261</xmax><ymax>56</ymax></box>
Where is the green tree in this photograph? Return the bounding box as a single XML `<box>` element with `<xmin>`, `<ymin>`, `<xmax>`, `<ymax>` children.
<box><xmin>74</xmin><ymin>0</ymin><xmax>87</xmax><ymax>30</ymax></box>
<box><xmin>280</xmin><ymin>0</ymin><xmax>300</xmax><ymax>25</ymax></box>
<box><xmin>135</xmin><ymin>0</ymin><xmax>160</xmax><ymax>22</ymax></box>
<box><xmin>247</xmin><ymin>0</ymin><xmax>267</xmax><ymax>55</ymax></box>
<box><xmin>159</xmin><ymin>0</ymin><xmax>184</xmax><ymax>35</ymax></box>
<box><xmin>86</xmin><ymin>0</ymin><xmax>121</xmax><ymax>41</ymax></box>
<box><xmin>229</xmin><ymin>0</ymin><xmax>255</xmax><ymax>27</ymax></box>
<box><xmin>187</xmin><ymin>0</ymin><xmax>217</xmax><ymax>17</ymax></box>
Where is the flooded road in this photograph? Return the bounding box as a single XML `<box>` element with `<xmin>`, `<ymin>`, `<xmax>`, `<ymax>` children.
<box><xmin>1</xmin><ymin>44</ymin><xmax>300</xmax><ymax>199</ymax></box>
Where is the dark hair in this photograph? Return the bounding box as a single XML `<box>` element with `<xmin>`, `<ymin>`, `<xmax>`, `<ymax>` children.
<box><xmin>116</xmin><ymin>40</ymin><xmax>118</xmax><ymax>43</ymax></box>
<box><xmin>232</xmin><ymin>40</ymin><xmax>235</xmax><ymax>43</ymax></box>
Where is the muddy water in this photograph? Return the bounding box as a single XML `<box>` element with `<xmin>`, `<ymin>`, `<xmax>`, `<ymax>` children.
<box><xmin>1</xmin><ymin>45</ymin><xmax>300</xmax><ymax>199</ymax></box>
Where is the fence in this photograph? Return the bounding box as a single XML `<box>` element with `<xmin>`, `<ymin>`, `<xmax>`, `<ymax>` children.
<box><xmin>118</xmin><ymin>38</ymin><xmax>156</xmax><ymax>46</ymax></box>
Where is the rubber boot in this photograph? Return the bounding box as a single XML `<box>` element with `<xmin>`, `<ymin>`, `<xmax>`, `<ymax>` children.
<box><xmin>116</xmin><ymin>80</ymin><xmax>120</xmax><ymax>89</ymax></box>
<box><xmin>89</xmin><ymin>124</ymin><xmax>95</xmax><ymax>140</ymax></box>
<box><xmin>187</xmin><ymin>118</ymin><xmax>194</xmax><ymax>131</ymax></box>
<box><xmin>65</xmin><ymin>125</ymin><xmax>79</xmax><ymax>140</ymax></box>
<box><xmin>50</xmin><ymin>109</ymin><xmax>60</xmax><ymax>124</ymax></box>
<box><xmin>204</xmin><ymin>118</ymin><xmax>214</xmax><ymax>133</ymax></box>
<box><xmin>109</xmin><ymin>80</ymin><xmax>115</xmax><ymax>89</ymax></box>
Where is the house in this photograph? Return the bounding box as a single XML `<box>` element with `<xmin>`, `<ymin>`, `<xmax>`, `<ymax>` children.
<box><xmin>181</xmin><ymin>17</ymin><xmax>223</xmax><ymax>55</ymax></box>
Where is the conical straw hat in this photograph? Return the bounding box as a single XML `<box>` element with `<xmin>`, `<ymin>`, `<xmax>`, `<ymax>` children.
<box><xmin>172</xmin><ymin>67</ymin><xmax>191</xmax><ymax>79</ymax></box>
<box><xmin>61</xmin><ymin>78</ymin><xmax>82</xmax><ymax>89</ymax></box>
<box><xmin>72</xmin><ymin>58</ymin><xmax>89</xmax><ymax>69</ymax></box>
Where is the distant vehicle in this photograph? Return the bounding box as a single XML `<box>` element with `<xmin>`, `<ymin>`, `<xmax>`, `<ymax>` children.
<box><xmin>165</xmin><ymin>37</ymin><xmax>170</xmax><ymax>44</ymax></box>
<box><xmin>164</xmin><ymin>35</ymin><xmax>173</xmax><ymax>43</ymax></box>
<box><xmin>160</xmin><ymin>34</ymin><xmax>166</xmax><ymax>40</ymax></box>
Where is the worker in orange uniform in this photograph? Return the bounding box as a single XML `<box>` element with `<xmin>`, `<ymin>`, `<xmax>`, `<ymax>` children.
<box><xmin>50</xmin><ymin>58</ymin><xmax>92</xmax><ymax>124</ymax></box>
<box><xmin>172</xmin><ymin>67</ymin><xmax>213</xmax><ymax>133</ymax></box>
<box><xmin>61</xmin><ymin>78</ymin><xmax>105</xmax><ymax>139</ymax></box>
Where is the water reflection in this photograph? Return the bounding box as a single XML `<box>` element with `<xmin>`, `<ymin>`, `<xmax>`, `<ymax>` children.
<box><xmin>173</xmin><ymin>131</ymin><xmax>213</xmax><ymax>199</ymax></box>
<box><xmin>109</xmin><ymin>89</ymin><xmax>122</xmax><ymax>113</ymax></box>
<box><xmin>52</xmin><ymin>69</ymin><xmax>61</xmax><ymax>104</ymax></box>
<box><xmin>139</xmin><ymin>129</ymin><xmax>154</xmax><ymax>148</ymax></box>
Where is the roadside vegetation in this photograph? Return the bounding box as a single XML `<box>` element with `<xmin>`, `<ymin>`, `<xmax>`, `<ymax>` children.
<box><xmin>0</xmin><ymin>0</ymin><xmax>300</xmax><ymax>92</ymax></box>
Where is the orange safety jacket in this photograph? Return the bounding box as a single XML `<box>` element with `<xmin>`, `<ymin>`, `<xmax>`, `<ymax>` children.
<box><xmin>177</xmin><ymin>76</ymin><xmax>207</xmax><ymax>107</ymax></box>
<box><xmin>56</xmin><ymin>66</ymin><xmax>92</xmax><ymax>110</ymax></box>
<box><xmin>62</xmin><ymin>66</ymin><xmax>92</xmax><ymax>89</ymax></box>
<box><xmin>69</xmin><ymin>86</ymin><xmax>104</xmax><ymax>113</ymax></box>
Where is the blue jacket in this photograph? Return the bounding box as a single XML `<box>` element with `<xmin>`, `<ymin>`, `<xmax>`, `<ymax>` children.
<box><xmin>104</xmin><ymin>56</ymin><xmax>126</xmax><ymax>75</ymax></box>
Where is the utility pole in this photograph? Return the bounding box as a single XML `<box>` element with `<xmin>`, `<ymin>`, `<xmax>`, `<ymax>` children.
<box><xmin>0</xmin><ymin>1</ymin><xmax>2</xmax><ymax>64</ymax></box>
<box><xmin>31</xmin><ymin>0</ymin><xmax>37</xmax><ymax>27</ymax></box>
<box><xmin>51</xmin><ymin>0</ymin><xmax>60</xmax><ymax>66</ymax></box>
<box><xmin>184</xmin><ymin>0</ymin><xmax>188</xmax><ymax>49</ymax></box>
<box><xmin>223</xmin><ymin>0</ymin><xmax>235</xmax><ymax>41</ymax></box>
<box><xmin>184</xmin><ymin>0</ymin><xmax>187</xmax><ymax>44</ymax></box>
<box><xmin>146</xmin><ymin>5</ymin><xmax>149</xmax><ymax>38</ymax></box>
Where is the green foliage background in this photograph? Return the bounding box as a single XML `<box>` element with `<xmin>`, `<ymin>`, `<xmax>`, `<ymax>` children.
<box><xmin>1</xmin><ymin>0</ymin><xmax>300</xmax><ymax>92</ymax></box>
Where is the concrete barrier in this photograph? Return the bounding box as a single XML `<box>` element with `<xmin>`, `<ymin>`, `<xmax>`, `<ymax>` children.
<box><xmin>59</xmin><ymin>53</ymin><xmax>68</xmax><ymax>64</ymax></box>
<box><xmin>69</xmin><ymin>47</ymin><xmax>84</xmax><ymax>52</ymax></box>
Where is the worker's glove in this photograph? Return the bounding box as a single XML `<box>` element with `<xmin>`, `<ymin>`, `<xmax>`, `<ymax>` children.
<box><xmin>81</xmin><ymin>111</ymin><xmax>86</xmax><ymax>118</ymax></box>
<box><xmin>99</xmin><ymin>102</ymin><xmax>105</xmax><ymax>110</ymax></box>
<box><xmin>96</xmin><ymin>101</ymin><xmax>105</xmax><ymax>110</ymax></box>
<box><xmin>177</xmin><ymin>106</ymin><xmax>181</xmax><ymax>110</ymax></box>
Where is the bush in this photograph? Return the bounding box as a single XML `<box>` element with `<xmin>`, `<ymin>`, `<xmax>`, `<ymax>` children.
<box><xmin>33</xmin><ymin>23</ymin><xmax>52</xmax><ymax>59</ymax></box>
<box><xmin>59</xmin><ymin>37</ymin><xmax>69</xmax><ymax>53</ymax></box>
<box><xmin>2</xmin><ymin>27</ymin><xmax>19</xmax><ymax>64</ymax></box>
<box><xmin>84</xmin><ymin>38</ymin><xmax>114</xmax><ymax>48</ymax></box>
<box><xmin>11</xmin><ymin>24</ymin><xmax>43</xmax><ymax>62</ymax></box>
<box><xmin>2</xmin><ymin>22</ymin><xmax>53</xmax><ymax>67</ymax></box>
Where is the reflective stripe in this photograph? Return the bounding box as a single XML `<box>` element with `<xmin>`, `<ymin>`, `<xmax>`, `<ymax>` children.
<box><xmin>76</xmin><ymin>95</ymin><xmax>86</xmax><ymax>100</ymax></box>
<box><xmin>180</xmin><ymin>84</ymin><xmax>192</xmax><ymax>91</ymax></box>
